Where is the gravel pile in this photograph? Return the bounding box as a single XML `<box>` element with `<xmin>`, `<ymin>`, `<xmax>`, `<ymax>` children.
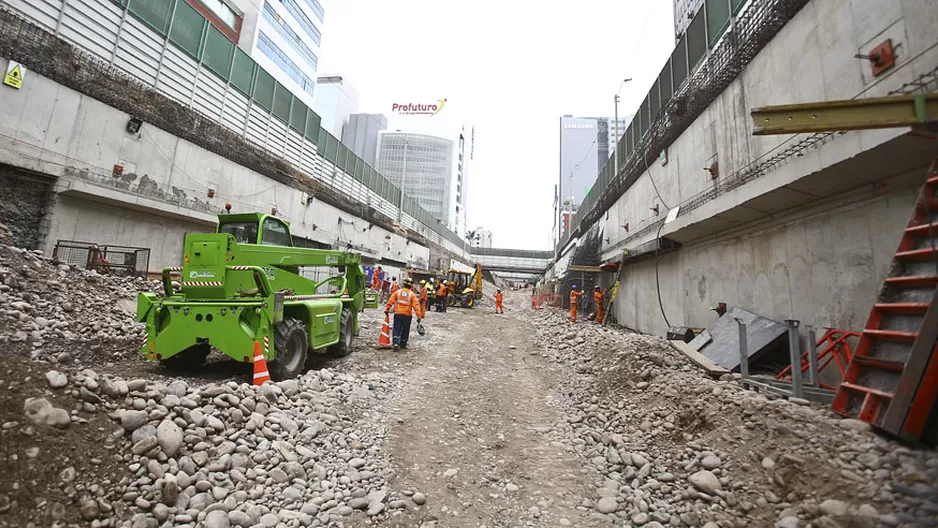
<box><xmin>0</xmin><ymin>244</ymin><xmax>152</xmax><ymax>365</ymax></box>
<box><xmin>13</xmin><ymin>365</ymin><xmax>405</xmax><ymax>527</ymax></box>
<box><xmin>522</xmin><ymin>309</ymin><xmax>938</xmax><ymax>528</ymax></box>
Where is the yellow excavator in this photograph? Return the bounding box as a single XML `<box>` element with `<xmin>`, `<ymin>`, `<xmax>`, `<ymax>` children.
<box><xmin>407</xmin><ymin>263</ymin><xmax>483</xmax><ymax>308</ymax></box>
<box><xmin>446</xmin><ymin>263</ymin><xmax>483</xmax><ymax>308</ymax></box>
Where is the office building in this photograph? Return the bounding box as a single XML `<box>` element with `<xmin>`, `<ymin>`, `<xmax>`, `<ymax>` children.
<box><xmin>452</xmin><ymin>127</ymin><xmax>470</xmax><ymax>237</ymax></box>
<box><xmin>559</xmin><ymin>116</ymin><xmax>632</xmax><ymax>209</ymax></box>
<box><xmin>674</xmin><ymin>0</ymin><xmax>705</xmax><ymax>41</ymax></box>
<box><xmin>342</xmin><ymin>113</ymin><xmax>387</xmax><ymax>167</ymax></box>
<box><xmin>376</xmin><ymin>132</ymin><xmax>454</xmax><ymax>226</ymax></box>
<box><xmin>597</xmin><ymin>116</ymin><xmax>634</xmax><ymax>171</ymax></box>
<box><xmin>236</xmin><ymin>0</ymin><xmax>325</xmax><ymax>108</ymax></box>
<box><xmin>312</xmin><ymin>75</ymin><xmax>360</xmax><ymax>137</ymax></box>
<box><xmin>470</xmin><ymin>228</ymin><xmax>493</xmax><ymax>249</ymax></box>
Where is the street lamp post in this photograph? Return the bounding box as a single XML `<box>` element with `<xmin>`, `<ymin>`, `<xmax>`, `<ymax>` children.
<box><xmin>614</xmin><ymin>78</ymin><xmax>632</xmax><ymax>176</ymax></box>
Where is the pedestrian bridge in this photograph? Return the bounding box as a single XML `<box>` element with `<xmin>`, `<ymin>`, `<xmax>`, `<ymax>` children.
<box><xmin>470</xmin><ymin>248</ymin><xmax>552</xmax><ymax>275</ymax></box>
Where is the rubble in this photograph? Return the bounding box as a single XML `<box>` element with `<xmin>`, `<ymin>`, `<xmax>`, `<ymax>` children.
<box><xmin>522</xmin><ymin>308</ymin><xmax>938</xmax><ymax>528</ymax></box>
<box><xmin>0</xmin><ymin>245</ymin><xmax>151</xmax><ymax>366</ymax></box>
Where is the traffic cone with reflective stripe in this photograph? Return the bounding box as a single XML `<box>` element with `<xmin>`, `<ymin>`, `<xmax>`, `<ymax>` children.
<box><xmin>376</xmin><ymin>314</ymin><xmax>392</xmax><ymax>349</ymax></box>
<box><xmin>252</xmin><ymin>340</ymin><xmax>271</xmax><ymax>385</ymax></box>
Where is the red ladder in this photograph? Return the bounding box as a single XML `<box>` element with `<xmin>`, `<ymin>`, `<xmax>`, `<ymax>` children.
<box><xmin>831</xmin><ymin>159</ymin><xmax>938</xmax><ymax>443</ymax></box>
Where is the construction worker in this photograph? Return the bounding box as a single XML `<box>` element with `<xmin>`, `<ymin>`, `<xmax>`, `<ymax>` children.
<box><xmin>594</xmin><ymin>285</ymin><xmax>604</xmax><ymax>324</ymax></box>
<box><xmin>494</xmin><ymin>288</ymin><xmax>504</xmax><ymax>314</ymax></box>
<box><xmin>372</xmin><ymin>266</ymin><xmax>383</xmax><ymax>290</ymax></box>
<box><xmin>418</xmin><ymin>280</ymin><xmax>429</xmax><ymax>314</ymax></box>
<box><xmin>435</xmin><ymin>280</ymin><xmax>448</xmax><ymax>312</ymax></box>
<box><xmin>569</xmin><ymin>285</ymin><xmax>584</xmax><ymax>323</ymax></box>
<box><xmin>385</xmin><ymin>277</ymin><xmax>423</xmax><ymax>350</ymax></box>
<box><xmin>390</xmin><ymin>276</ymin><xmax>400</xmax><ymax>295</ymax></box>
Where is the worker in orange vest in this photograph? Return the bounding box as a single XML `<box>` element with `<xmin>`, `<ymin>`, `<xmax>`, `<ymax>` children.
<box><xmin>390</xmin><ymin>276</ymin><xmax>400</xmax><ymax>295</ymax></box>
<box><xmin>593</xmin><ymin>285</ymin><xmax>604</xmax><ymax>324</ymax></box>
<box><xmin>569</xmin><ymin>285</ymin><xmax>584</xmax><ymax>323</ymax></box>
<box><xmin>494</xmin><ymin>288</ymin><xmax>504</xmax><ymax>314</ymax></box>
<box><xmin>435</xmin><ymin>280</ymin><xmax>448</xmax><ymax>312</ymax></box>
<box><xmin>385</xmin><ymin>277</ymin><xmax>423</xmax><ymax>350</ymax></box>
<box><xmin>418</xmin><ymin>280</ymin><xmax>429</xmax><ymax>314</ymax></box>
<box><xmin>371</xmin><ymin>266</ymin><xmax>382</xmax><ymax>290</ymax></box>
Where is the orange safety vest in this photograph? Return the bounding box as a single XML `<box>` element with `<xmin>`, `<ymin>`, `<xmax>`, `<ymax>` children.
<box><xmin>594</xmin><ymin>291</ymin><xmax>603</xmax><ymax>306</ymax></box>
<box><xmin>570</xmin><ymin>290</ymin><xmax>583</xmax><ymax>305</ymax></box>
<box><xmin>436</xmin><ymin>284</ymin><xmax>447</xmax><ymax>297</ymax></box>
<box><xmin>419</xmin><ymin>286</ymin><xmax>429</xmax><ymax>303</ymax></box>
<box><xmin>390</xmin><ymin>282</ymin><xmax>400</xmax><ymax>294</ymax></box>
<box><xmin>495</xmin><ymin>292</ymin><xmax>503</xmax><ymax>304</ymax></box>
<box><xmin>387</xmin><ymin>288</ymin><xmax>422</xmax><ymax>317</ymax></box>
<box><xmin>372</xmin><ymin>272</ymin><xmax>381</xmax><ymax>289</ymax></box>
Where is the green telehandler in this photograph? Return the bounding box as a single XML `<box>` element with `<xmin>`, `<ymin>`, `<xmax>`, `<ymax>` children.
<box><xmin>136</xmin><ymin>213</ymin><xmax>379</xmax><ymax>380</ymax></box>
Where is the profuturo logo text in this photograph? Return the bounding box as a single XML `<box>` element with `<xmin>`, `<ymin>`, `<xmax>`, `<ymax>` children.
<box><xmin>391</xmin><ymin>99</ymin><xmax>447</xmax><ymax>116</ymax></box>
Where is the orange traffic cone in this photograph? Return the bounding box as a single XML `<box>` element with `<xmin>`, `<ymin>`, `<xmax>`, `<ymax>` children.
<box><xmin>376</xmin><ymin>314</ymin><xmax>392</xmax><ymax>349</ymax></box>
<box><xmin>252</xmin><ymin>340</ymin><xmax>271</xmax><ymax>385</ymax></box>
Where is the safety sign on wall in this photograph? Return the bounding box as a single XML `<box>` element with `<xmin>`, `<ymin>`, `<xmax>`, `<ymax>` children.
<box><xmin>4</xmin><ymin>60</ymin><xmax>24</xmax><ymax>89</ymax></box>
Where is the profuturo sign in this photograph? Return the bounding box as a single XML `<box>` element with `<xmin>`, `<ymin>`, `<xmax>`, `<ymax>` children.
<box><xmin>391</xmin><ymin>99</ymin><xmax>447</xmax><ymax>116</ymax></box>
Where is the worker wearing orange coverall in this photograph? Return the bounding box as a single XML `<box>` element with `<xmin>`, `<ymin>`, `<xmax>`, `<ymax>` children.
<box><xmin>494</xmin><ymin>288</ymin><xmax>504</xmax><ymax>314</ymax></box>
<box><xmin>594</xmin><ymin>285</ymin><xmax>604</xmax><ymax>324</ymax></box>
<box><xmin>569</xmin><ymin>285</ymin><xmax>584</xmax><ymax>323</ymax></box>
<box><xmin>385</xmin><ymin>278</ymin><xmax>423</xmax><ymax>350</ymax></box>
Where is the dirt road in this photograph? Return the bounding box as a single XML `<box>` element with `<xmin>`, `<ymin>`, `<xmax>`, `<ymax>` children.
<box><xmin>344</xmin><ymin>303</ymin><xmax>608</xmax><ymax>527</ymax></box>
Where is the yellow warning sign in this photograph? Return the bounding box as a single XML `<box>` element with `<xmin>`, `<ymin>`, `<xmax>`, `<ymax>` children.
<box><xmin>4</xmin><ymin>61</ymin><xmax>24</xmax><ymax>89</ymax></box>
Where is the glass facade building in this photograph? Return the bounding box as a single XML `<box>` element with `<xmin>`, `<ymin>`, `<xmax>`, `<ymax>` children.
<box><xmin>376</xmin><ymin>132</ymin><xmax>455</xmax><ymax>227</ymax></box>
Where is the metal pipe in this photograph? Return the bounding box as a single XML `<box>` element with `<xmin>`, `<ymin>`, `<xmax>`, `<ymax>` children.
<box><xmin>785</xmin><ymin>319</ymin><xmax>803</xmax><ymax>399</ymax></box>
<box><xmin>806</xmin><ymin>325</ymin><xmax>820</xmax><ymax>387</ymax></box>
<box><xmin>735</xmin><ymin>318</ymin><xmax>749</xmax><ymax>380</ymax></box>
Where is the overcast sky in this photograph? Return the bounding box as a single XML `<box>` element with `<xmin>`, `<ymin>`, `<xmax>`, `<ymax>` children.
<box><xmin>319</xmin><ymin>0</ymin><xmax>675</xmax><ymax>250</ymax></box>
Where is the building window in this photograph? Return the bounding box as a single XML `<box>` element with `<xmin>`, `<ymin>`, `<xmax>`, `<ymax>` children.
<box><xmin>262</xmin><ymin>2</ymin><xmax>318</xmax><ymax>72</ymax></box>
<box><xmin>279</xmin><ymin>0</ymin><xmax>322</xmax><ymax>46</ymax></box>
<box><xmin>257</xmin><ymin>31</ymin><xmax>315</xmax><ymax>97</ymax></box>
<box><xmin>197</xmin><ymin>0</ymin><xmax>238</xmax><ymax>28</ymax></box>
<box><xmin>301</xmin><ymin>0</ymin><xmax>325</xmax><ymax>22</ymax></box>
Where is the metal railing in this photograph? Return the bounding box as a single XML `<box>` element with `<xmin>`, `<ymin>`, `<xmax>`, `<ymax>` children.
<box><xmin>52</xmin><ymin>240</ymin><xmax>150</xmax><ymax>278</ymax></box>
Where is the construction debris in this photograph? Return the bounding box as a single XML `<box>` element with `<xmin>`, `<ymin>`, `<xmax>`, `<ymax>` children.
<box><xmin>523</xmin><ymin>309</ymin><xmax>938</xmax><ymax>527</ymax></box>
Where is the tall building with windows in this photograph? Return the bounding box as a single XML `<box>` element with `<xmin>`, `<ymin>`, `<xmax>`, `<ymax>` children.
<box><xmin>673</xmin><ymin>0</ymin><xmax>705</xmax><ymax>41</ymax></box>
<box><xmin>469</xmin><ymin>228</ymin><xmax>493</xmax><ymax>249</ymax></box>
<box><xmin>235</xmin><ymin>0</ymin><xmax>324</xmax><ymax>108</ymax></box>
<box><xmin>559</xmin><ymin>115</ymin><xmax>632</xmax><ymax>210</ymax></box>
<box><xmin>375</xmin><ymin>132</ymin><xmax>454</xmax><ymax>227</ymax></box>
<box><xmin>342</xmin><ymin>113</ymin><xmax>387</xmax><ymax>167</ymax></box>
<box><xmin>312</xmin><ymin>75</ymin><xmax>359</xmax><ymax>138</ymax></box>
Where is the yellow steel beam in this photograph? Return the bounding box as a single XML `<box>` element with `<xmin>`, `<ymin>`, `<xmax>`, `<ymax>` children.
<box><xmin>568</xmin><ymin>265</ymin><xmax>604</xmax><ymax>272</ymax></box>
<box><xmin>751</xmin><ymin>93</ymin><xmax>938</xmax><ymax>135</ymax></box>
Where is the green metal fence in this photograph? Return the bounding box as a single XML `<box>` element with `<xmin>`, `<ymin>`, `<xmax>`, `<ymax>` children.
<box><xmin>111</xmin><ymin>0</ymin><xmax>473</xmax><ymax>252</ymax></box>
<box><xmin>564</xmin><ymin>0</ymin><xmax>745</xmax><ymax>249</ymax></box>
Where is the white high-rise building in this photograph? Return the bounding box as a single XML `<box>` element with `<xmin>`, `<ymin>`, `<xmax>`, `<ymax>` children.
<box><xmin>235</xmin><ymin>0</ymin><xmax>326</xmax><ymax>109</ymax></box>
<box><xmin>470</xmin><ymin>228</ymin><xmax>492</xmax><ymax>249</ymax></box>
<box><xmin>312</xmin><ymin>75</ymin><xmax>360</xmax><ymax>138</ymax></box>
<box><xmin>673</xmin><ymin>0</ymin><xmax>705</xmax><ymax>41</ymax></box>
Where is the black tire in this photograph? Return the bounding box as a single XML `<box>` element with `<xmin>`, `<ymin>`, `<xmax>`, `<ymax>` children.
<box><xmin>328</xmin><ymin>308</ymin><xmax>354</xmax><ymax>357</ymax></box>
<box><xmin>447</xmin><ymin>294</ymin><xmax>457</xmax><ymax>307</ymax></box>
<box><xmin>271</xmin><ymin>317</ymin><xmax>308</xmax><ymax>380</ymax></box>
<box><xmin>461</xmin><ymin>294</ymin><xmax>474</xmax><ymax>308</ymax></box>
<box><xmin>161</xmin><ymin>344</ymin><xmax>210</xmax><ymax>372</ymax></box>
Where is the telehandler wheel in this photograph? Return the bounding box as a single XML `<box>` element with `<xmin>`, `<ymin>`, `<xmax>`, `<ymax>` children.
<box><xmin>461</xmin><ymin>294</ymin><xmax>474</xmax><ymax>308</ymax></box>
<box><xmin>327</xmin><ymin>307</ymin><xmax>354</xmax><ymax>357</ymax></box>
<box><xmin>271</xmin><ymin>317</ymin><xmax>308</xmax><ymax>380</ymax></box>
<box><xmin>447</xmin><ymin>294</ymin><xmax>457</xmax><ymax>307</ymax></box>
<box><xmin>161</xmin><ymin>344</ymin><xmax>210</xmax><ymax>372</ymax></box>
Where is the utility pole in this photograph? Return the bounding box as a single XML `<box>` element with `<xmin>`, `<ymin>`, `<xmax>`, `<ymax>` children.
<box><xmin>614</xmin><ymin>78</ymin><xmax>632</xmax><ymax>176</ymax></box>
